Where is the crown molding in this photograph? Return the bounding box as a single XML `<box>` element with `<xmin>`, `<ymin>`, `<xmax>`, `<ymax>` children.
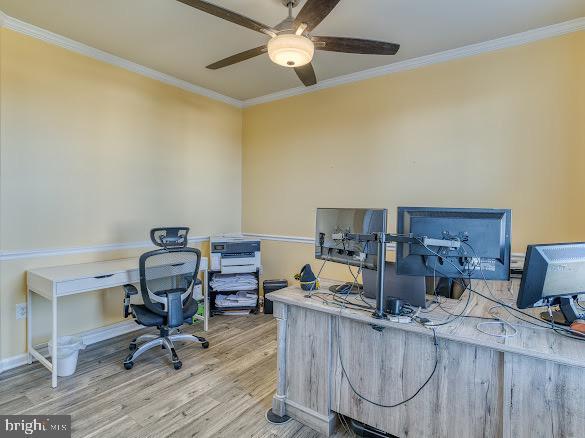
<box><xmin>0</xmin><ymin>11</ymin><xmax>243</xmax><ymax>108</ymax></box>
<box><xmin>0</xmin><ymin>10</ymin><xmax>582</xmax><ymax>112</ymax></box>
<box><xmin>0</xmin><ymin>236</ymin><xmax>209</xmax><ymax>261</ymax></box>
<box><xmin>242</xmin><ymin>16</ymin><xmax>585</xmax><ymax>107</ymax></box>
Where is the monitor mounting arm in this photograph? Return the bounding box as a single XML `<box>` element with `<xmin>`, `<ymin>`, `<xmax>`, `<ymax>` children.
<box><xmin>345</xmin><ymin>232</ymin><xmax>462</xmax><ymax>319</ymax></box>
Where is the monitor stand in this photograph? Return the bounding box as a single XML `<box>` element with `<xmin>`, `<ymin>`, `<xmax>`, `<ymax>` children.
<box><xmin>539</xmin><ymin>296</ymin><xmax>584</xmax><ymax>326</ymax></box>
<box><xmin>426</xmin><ymin>277</ymin><xmax>469</xmax><ymax>300</ymax></box>
<box><xmin>329</xmin><ymin>283</ymin><xmax>363</xmax><ymax>294</ymax></box>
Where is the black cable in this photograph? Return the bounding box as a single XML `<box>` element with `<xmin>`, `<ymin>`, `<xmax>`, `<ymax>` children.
<box><xmin>330</xmin><ymin>242</ymin><xmax>442</xmax><ymax>409</ymax></box>
<box><xmin>336</xmin><ymin>316</ymin><xmax>439</xmax><ymax>408</ymax></box>
<box><xmin>431</xmin><ymin>263</ymin><xmax>552</xmax><ymax>328</ymax></box>
<box><xmin>417</xmin><ymin>241</ymin><xmax>554</xmax><ymax>328</ymax></box>
<box><xmin>459</xmin><ymin>241</ymin><xmax>581</xmax><ymax>332</ymax></box>
<box><xmin>310</xmin><ymin>292</ymin><xmax>332</xmax><ymax>305</ymax></box>
<box><xmin>553</xmin><ymin>327</ymin><xmax>585</xmax><ymax>341</ymax></box>
<box><xmin>427</xmin><ymin>252</ymin><xmax>585</xmax><ymax>339</ymax></box>
<box><xmin>418</xmin><ymin>287</ymin><xmax>473</xmax><ymax>327</ymax></box>
<box><xmin>332</xmin><ymin>295</ymin><xmax>372</xmax><ymax>310</ymax></box>
<box><xmin>311</xmin><ymin>292</ymin><xmax>373</xmax><ymax>312</ymax></box>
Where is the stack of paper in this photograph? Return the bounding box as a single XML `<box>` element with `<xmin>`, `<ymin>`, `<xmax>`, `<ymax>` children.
<box><xmin>210</xmin><ymin>273</ymin><xmax>258</xmax><ymax>292</ymax></box>
<box><xmin>215</xmin><ymin>292</ymin><xmax>258</xmax><ymax>308</ymax></box>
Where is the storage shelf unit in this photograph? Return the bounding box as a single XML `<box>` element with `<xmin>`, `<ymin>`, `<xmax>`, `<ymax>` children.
<box><xmin>208</xmin><ymin>269</ymin><xmax>260</xmax><ymax>316</ymax></box>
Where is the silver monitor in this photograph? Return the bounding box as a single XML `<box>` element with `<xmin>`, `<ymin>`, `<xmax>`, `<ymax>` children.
<box><xmin>315</xmin><ymin>208</ymin><xmax>387</xmax><ymax>270</ymax></box>
<box><xmin>517</xmin><ymin>242</ymin><xmax>585</xmax><ymax>325</ymax></box>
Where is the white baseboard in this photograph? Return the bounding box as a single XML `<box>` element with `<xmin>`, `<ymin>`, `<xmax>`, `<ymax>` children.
<box><xmin>0</xmin><ymin>354</ymin><xmax>29</xmax><ymax>373</ymax></box>
<box><xmin>80</xmin><ymin>320</ymin><xmax>144</xmax><ymax>346</ymax></box>
<box><xmin>0</xmin><ymin>320</ymin><xmax>144</xmax><ymax>374</ymax></box>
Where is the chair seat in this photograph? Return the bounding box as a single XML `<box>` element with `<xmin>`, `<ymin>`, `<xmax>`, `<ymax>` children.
<box><xmin>131</xmin><ymin>299</ymin><xmax>198</xmax><ymax>327</ymax></box>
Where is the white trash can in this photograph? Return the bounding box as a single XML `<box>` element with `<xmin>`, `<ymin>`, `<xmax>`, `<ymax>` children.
<box><xmin>48</xmin><ymin>336</ymin><xmax>86</xmax><ymax>377</ymax></box>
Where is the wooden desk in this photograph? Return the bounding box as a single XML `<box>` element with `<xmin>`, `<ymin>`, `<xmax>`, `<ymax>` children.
<box><xmin>268</xmin><ymin>280</ymin><xmax>585</xmax><ymax>437</ymax></box>
<box><xmin>27</xmin><ymin>256</ymin><xmax>208</xmax><ymax>388</ymax></box>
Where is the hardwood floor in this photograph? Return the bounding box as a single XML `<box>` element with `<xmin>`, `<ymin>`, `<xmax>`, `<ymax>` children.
<box><xmin>0</xmin><ymin>314</ymin><xmax>351</xmax><ymax>438</ymax></box>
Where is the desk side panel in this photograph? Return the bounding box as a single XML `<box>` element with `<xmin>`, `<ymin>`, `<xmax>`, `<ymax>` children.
<box><xmin>331</xmin><ymin>317</ymin><xmax>503</xmax><ymax>437</ymax></box>
<box><xmin>285</xmin><ymin>306</ymin><xmax>332</xmax><ymax>416</ymax></box>
<box><xmin>504</xmin><ymin>353</ymin><xmax>585</xmax><ymax>438</ymax></box>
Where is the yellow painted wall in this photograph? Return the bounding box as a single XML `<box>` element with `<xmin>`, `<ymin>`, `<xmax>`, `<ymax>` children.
<box><xmin>243</xmin><ymin>32</ymin><xmax>585</xmax><ymax>286</ymax></box>
<box><xmin>1</xmin><ymin>26</ymin><xmax>584</xmax><ymax>362</ymax></box>
<box><xmin>0</xmin><ymin>29</ymin><xmax>242</xmax><ymax>360</ymax></box>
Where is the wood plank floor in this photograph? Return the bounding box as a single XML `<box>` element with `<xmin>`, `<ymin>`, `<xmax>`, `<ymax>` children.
<box><xmin>0</xmin><ymin>314</ymin><xmax>352</xmax><ymax>438</ymax></box>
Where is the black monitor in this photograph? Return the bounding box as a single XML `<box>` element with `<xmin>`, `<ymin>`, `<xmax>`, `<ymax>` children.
<box><xmin>363</xmin><ymin>262</ymin><xmax>427</xmax><ymax>310</ymax></box>
<box><xmin>395</xmin><ymin>207</ymin><xmax>512</xmax><ymax>281</ymax></box>
<box><xmin>315</xmin><ymin>208</ymin><xmax>387</xmax><ymax>271</ymax></box>
<box><xmin>517</xmin><ymin>243</ymin><xmax>585</xmax><ymax>325</ymax></box>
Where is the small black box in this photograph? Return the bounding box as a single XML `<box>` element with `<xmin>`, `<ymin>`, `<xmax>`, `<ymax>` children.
<box><xmin>263</xmin><ymin>279</ymin><xmax>289</xmax><ymax>314</ymax></box>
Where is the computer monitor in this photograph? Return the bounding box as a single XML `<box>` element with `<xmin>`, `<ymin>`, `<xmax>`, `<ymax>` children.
<box><xmin>362</xmin><ymin>262</ymin><xmax>427</xmax><ymax>310</ymax></box>
<box><xmin>315</xmin><ymin>208</ymin><xmax>387</xmax><ymax>270</ymax></box>
<box><xmin>396</xmin><ymin>207</ymin><xmax>511</xmax><ymax>281</ymax></box>
<box><xmin>516</xmin><ymin>243</ymin><xmax>585</xmax><ymax>325</ymax></box>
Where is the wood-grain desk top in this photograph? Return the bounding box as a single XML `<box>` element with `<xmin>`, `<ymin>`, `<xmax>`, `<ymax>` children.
<box><xmin>268</xmin><ymin>279</ymin><xmax>585</xmax><ymax>369</ymax></box>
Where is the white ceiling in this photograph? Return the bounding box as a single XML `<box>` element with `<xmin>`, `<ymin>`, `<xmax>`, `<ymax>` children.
<box><xmin>0</xmin><ymin>0</ymin><xmax>583</xmax><ymax>101</ymax></box>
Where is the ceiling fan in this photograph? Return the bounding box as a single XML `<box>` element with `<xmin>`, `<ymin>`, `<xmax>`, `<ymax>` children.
<box><xmin>177</xmin><ymin>0</ymin><xmax>400</xmax><ymax>86</ymax></box>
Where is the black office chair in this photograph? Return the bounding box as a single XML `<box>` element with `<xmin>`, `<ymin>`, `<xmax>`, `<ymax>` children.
<box><xmin>122</xmin><ymin>227</ymin><xmax>209</xmax><ymax>370</ymax></box>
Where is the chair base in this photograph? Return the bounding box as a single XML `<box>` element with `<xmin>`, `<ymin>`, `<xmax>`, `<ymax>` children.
<box><xmin>123</xmin><ymin>328</ymin><xmax>208</xmax><ymax>370</ymax></box>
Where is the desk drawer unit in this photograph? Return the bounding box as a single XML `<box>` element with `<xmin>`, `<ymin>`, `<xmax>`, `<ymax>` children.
<box><xmin>56</xmin><ymin>271</ymin><xmax>134</xmax><ymax>296</ymax></box>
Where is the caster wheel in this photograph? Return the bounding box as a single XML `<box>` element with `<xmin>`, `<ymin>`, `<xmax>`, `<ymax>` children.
<box><xmin>129</xmin><ymin>343</ymin><xmax>137</xmax><ymax>351</ymax></box>
<box><xmin>124</xmin><ymin>361</ymin><xmax>134</xmax><ymax>370</ymax></box>
<box><xmin>202</xmin><ymin>341</ymin><xmax>209</xmax><ymax>349</ymax></box>
<box><xmin>173</xmin><ymin>361</ymin><xmax>182</xmax><ymax>370</ymax></box>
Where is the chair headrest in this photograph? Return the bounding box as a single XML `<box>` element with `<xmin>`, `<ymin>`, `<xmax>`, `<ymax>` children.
<box><xmin>150</xmin><ymin>227</ymin><xmax>189</xmax><ymax>249</ymax></box>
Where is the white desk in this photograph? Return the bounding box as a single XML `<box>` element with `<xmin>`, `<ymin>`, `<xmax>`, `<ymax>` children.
<box><xmin>26</xmin><ymin>256</ymin><xmax>208</xmax><ymax>388</ymax></box>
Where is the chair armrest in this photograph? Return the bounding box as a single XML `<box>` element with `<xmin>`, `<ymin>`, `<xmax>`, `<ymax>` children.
<box><xmin>123</xmin><ymin>284</ymin><xmax>138</xmax><ymax>318</ymax></box>
<box><xmin>123</xmin><ymin>284</ymin><xmax>138</xmax><ymax>296</ymax></box>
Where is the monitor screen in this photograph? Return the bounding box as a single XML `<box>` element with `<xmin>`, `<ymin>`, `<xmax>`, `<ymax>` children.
<box><xmin>315</xmin><ymin>208</ymin><xmax>387</xmax><ymax>270</ymax></box>
<box><xmin>396</xmin><ymin>207</ymin><xmax>511</xmax><ymax>281</ymax></box>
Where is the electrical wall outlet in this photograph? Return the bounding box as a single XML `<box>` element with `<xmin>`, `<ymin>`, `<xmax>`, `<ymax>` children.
<box><xmin>15</xmin><ymin>303</ymin><xmax>27</xmax><ymax>320</ymax></box>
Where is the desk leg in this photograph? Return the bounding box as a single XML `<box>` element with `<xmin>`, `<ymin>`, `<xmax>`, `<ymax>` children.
<box><xmin>203</xmin><ymin>269</ymin><xmax>209</xmax><ymax>332</ymax></box>
<box><xmin>272</xmin><ymin>303</ymin><xmax>288</xmax><ymax>417</ymax></box>
<box><xmin>27</xmin><ymin>290</ymin><xmax>33</xmax><ymax>364</ymax></box>
<box><xmin>51</xmin><ymin>295</ymin><xmax>58</xmax><ymax>388</ymax></box>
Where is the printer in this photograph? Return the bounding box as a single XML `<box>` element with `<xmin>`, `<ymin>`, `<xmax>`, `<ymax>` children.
<box><xmin>210</xmin><ymin>235</ymin><xmax>261</xmax><ymax>274</ymax></box>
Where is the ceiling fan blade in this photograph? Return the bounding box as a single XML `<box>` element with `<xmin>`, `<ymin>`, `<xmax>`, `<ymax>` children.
<box><xmin>293</xmin><ymin>0</ymin><xmax>341</xmax><ymax>32</ymax></box>
<box><xmin>206</xmin><ymin>46</ymin><xmax>267</xmax><ymax>69</ymax></box>
<box><xmin>177</xmin><ymin>0</ymin><xmax>275</xmax><ymax>36</ymax></box>
<box><xmin>313</xmin><ymin>36</ymin><xmax>400</xmax><ymax>55</ymax></box>
<box><xmin>294</xmin><ymin>63</ymin><xmax>317</xmax><ymax>87</ymax></box>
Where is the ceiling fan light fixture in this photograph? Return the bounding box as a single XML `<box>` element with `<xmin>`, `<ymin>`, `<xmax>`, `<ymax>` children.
<box><xmin>267</xmin><ymin>34</ymin><xmax>314</xmax><ymax>68</ymax></box>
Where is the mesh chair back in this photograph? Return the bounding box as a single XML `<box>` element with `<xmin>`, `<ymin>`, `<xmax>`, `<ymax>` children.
<box><xmin>139</xmin><ymin>247</ymin><xmax>201</xmax><ymax>316</ymax></box>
